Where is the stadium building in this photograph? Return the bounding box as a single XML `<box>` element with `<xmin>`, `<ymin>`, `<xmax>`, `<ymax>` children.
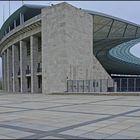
<box><xmin>1</xmin><ymin>2</ymin><xmax>140</xmax><ymax>94</ymax></box>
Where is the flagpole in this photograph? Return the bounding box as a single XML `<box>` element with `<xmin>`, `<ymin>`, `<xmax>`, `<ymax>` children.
<box><xmin>3</xmin><ymin>5</ymin><xmax>5</xmax><ymax>23</ymax></box>
<box><xmin>9</xmin><ymin>0</ymin><xmax>10</xmax><ymax>16</ymax></box>
<box><xmin>22</xmin><ymin>0</ymin><xmax>24</xmax><ymax>5</ymax></box>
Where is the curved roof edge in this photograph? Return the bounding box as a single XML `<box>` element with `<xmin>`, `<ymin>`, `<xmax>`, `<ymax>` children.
<box><xmin>0</xmin><ymin>4</ymin><xmax>47</xmax><ymax>40</ymax></box>
<box><xmin>84</xmin><ymin>9</ymin><xmax>140</xmax><ymax>28</ymax></box>
<box><xmin>1</xmin><ymin>3</ymin><xmax>140</xmax><ymax>41</ymax></box>
<box><xmin>109</xmin><ymin>38</ymin><xmax>140</xmax><ymax>65</ymax></box>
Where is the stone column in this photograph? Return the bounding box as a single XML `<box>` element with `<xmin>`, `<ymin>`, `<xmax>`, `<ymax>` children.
<box><xmin>20</xmin><ymin>13</ymin><xmax>24</xmax><ymax>24</ymax></box>
<box><xmin>20</xmin><ymin>40</ymin><xmax>27</xmax><ymax>93</ymax></box>
<box><xmin>2</xmin><ymin>53</ymin><xmax>4</xmax><ymax>90</ymax></box>
<box><xmin>12</xmin><ymin>45</ymin><xmax>19</xmax><ymax>92</ymax></box>
<box><xmin>30</xmin><ymin>35</ymin><xmax>38</xmax><ymax>93</ymax></box>
<box><xmin>7</xmin><ymin>49</ymin><xmax>10</xmax><ymax>92</ymax></box>
<box><xmin>7</xmin><ymin>48</ymin><xmax>12</xmax><ymax>92</ymax></box>
<box><xmin>14</xmin><ymin>20</ymin><xmax>16</xmax><ymax>28</ymax></box>
<box><xmin>3</xmin><ymin>51</ymin><xmax>7</xmax><ymax>91</ymax></box>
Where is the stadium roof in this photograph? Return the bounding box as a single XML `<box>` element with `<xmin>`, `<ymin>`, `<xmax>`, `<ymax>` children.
<box><xmin>0</xmin><ymin>4</ymin><xmax>47</xmax><ymax>40</ymax></box>
<box><xmin>84</xmin><ymin>9</ymin><xmax>140</xmax><ymax>74</ymax></box>
<box><xmin>1</xmin><ymin>3</ymin><xmax>140</xmax><ymax>75</ymax></box>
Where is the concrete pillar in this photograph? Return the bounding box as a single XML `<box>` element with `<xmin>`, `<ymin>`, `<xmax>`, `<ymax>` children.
<box><xmin>9</xmin><ymin>26</ymin><xmax>10</xmax><ymax>32</ymax></box>
<box><xmin>7</xmin><ymin>48</ymin><xmax>12</xmax><ymax>92</ymax></box>
<box><xmin>12</xmin><ymin>45</ymin><xmax>20</xmax><ymax>92</ymax></box>
<box><xmin>3</xmin><ymin>51</ymin><xmax>7</xmax><ymax>90</ymax></box>
<box><xmin>20</xmin><ymin>13</ymin><xmax>24</xmax><ymax>25</ymax></box>
<box><xmin>120</xmin><ymin>78</ymin><xmax>121</xmax><ymax>92</ymax></box>
<box><xmin>134</xmin><ymin>78</ymin><xmax>136</xmax><ymax>92</ymax></box>
<box><xmin>30</xmin><ymin>35</ymin><xmax>38</xmax><ymax>93</ymax></box>
<box><xmin>127</xmin><ymin>78</ymin><xmax>128</xmax><ymax>92</ymax></box>
<box><xmin>7</xmin><ymin>49</ymin><xmax>9</xmax><ymax>92</ymax></box>
<box><xmin>14</xmin><ymin>20</ymin><xmax>16</xmax><ymax>28</ymax></box>
<box><xmin>20</xmin><ymin>40</ymin><xmax>27</xmax><ymax>93</ymax></box>
<box><xmin>2</xmin><ymin>54</ymin><xmax>4</xmax><ymax>90</ymax></box>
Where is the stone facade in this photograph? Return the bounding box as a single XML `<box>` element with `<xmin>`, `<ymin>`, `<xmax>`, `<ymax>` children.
<box><xmin>12</xmin><ymin>44</ymin><xmax>20</xmax><ymax>92</ymax></box>
<box><xmin>42</xmin><ymin>2</ymin><xmax>111</xmax><ymax>94</ymax></box>
<box><xmin>0</xmin><ymin>2</ymin><xmax>113</xmax><ymax>94</ymax></box>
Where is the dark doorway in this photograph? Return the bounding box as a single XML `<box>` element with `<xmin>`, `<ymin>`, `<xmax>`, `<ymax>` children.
<box><xmin>27</xmin><ymin>77</ymin><xmax>31</xmax><ymax>92</ymax></box>
<box><xmin>38</xmin><ymin>76</ymin><xmax>42</xmax><ymax>93</ymax></box>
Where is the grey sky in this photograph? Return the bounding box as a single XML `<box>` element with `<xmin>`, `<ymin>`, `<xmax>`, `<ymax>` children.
<box><xmin>0</xmin><ymin>1</ymin><xmax>140</xmax><ymax>78</ymax></box>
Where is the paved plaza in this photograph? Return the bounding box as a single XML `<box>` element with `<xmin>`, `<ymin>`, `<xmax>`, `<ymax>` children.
<box><xmin>0</xmin><ymin>93</ymin><xmax>139</xmax><ymax>139</ymax></box>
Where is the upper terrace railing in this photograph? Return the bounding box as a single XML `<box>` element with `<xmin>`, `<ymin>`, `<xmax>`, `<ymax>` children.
<box><xmin>0</xmin><ymin>14</ymin><xmax>41</xmax><ymax>48</ymax></box>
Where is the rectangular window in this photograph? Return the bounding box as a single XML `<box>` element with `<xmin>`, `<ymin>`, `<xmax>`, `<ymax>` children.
<box><xmin>93</xmin><ymin>81</ymin><xmax>95</xmax><ymax>87</ymax></box>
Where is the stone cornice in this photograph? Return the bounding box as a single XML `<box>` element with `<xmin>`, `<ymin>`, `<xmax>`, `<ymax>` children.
<box><xmin>0</xmin><ymin>14</ymin><xmax>41</xmax><ymax>54</ymax></box>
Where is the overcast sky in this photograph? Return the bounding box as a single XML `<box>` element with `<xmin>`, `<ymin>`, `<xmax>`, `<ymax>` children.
<box><xmin>0</xmin><ymin>1</ymin><xmax>140</xmax><ymax>78</ymax></box>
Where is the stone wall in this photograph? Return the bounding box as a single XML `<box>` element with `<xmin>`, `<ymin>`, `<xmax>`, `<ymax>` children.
<box><xmin>42</xmin><ymin>2</ymin><xmax>111</xmax><ymax>94</ymax></box>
